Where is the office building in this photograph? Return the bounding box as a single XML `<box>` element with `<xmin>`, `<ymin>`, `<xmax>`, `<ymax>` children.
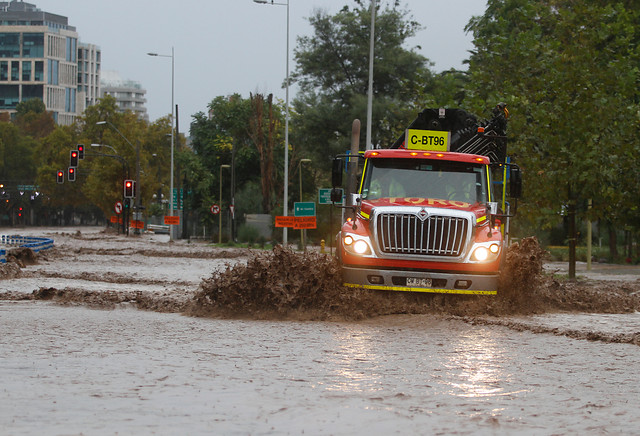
<box><xmin>101</xmin><ymin>70</ymin><xmax>148</xmax><ymax>121</ymax></box>
<box><xmin>0</xmin><ymin>0</ymin><xmax>98</xmax><ymax>125</ymax></box>
<box><xmin>77</xmin><ymin>42</ymin><xmax>101</xmax><ymax>114</ymax></box>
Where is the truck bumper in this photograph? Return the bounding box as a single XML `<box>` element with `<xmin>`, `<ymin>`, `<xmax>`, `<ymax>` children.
<box><xmin>342</xmin><ymin>265</ymin><xmax>498</xmax><ymax>295</ymax></box>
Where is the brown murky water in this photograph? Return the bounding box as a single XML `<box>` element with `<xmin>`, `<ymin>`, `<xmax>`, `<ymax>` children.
<box><xmin>1</xmin><ymin>228</ymin><xmax>640</xmax><ymax>434</ymax></box>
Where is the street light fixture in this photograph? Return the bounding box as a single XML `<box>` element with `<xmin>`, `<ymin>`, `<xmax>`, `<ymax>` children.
<box><xmin>298</xmin><ymin>158</ymin><xmax>311</xmax><ymax>250</ymax></box>
<box><xmin>253</xmin><ymin>0</ymin><xmax>290</xmax><ymax>245</ymax></box>
<box><xmin>219</xmin><ymin>165</ymin><xmax>231</xmax><ymax>244</ymax></box>
<box><xmin>147</xmin><ymin>48</ymin><xmax>175</xmax><ymax>239</ymax></box>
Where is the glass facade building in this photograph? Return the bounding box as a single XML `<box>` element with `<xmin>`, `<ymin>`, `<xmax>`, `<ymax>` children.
<box><xmin>0</xmin><ymin>1</ymin><xmax>97</xmax><ymax>125</ymax></box>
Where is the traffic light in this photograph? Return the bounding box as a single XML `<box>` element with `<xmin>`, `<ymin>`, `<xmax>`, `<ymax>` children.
<box><xmin>68</xmin><ymin>167</ymin><xmax>76</xmax><ymax>182</ymax></box>
<box><xmin>124</xmin><ymin>179</ymin><xmax>134</xmax><ymax>198</ymax></box>
<box><xmin>18</xmin><ymin>207</ymin><xmax>23</xmax><ymax>217</ymax></box>
<box><xmin>70</xmin><ymin>150</ymin><xmax>79</xmax><ymax>167</ymax></box>
<box><xmin>57</xmin><ymin>170</ymin><xmax>64</xmax><ymax>184</ymax></box>
<box><xmin>77</xmin><ymin>144</ymin><xmax>84</xmax><ymax>159</ymax></box>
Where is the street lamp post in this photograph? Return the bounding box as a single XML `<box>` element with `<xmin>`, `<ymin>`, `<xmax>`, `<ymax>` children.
<box><xmin>96</xmin><ymin>121</ymin><xmax>141</xmax><ymax>234</ymax></box>
<box><xmin>147</xmin><ymin>48</ymin><xmax>175</xmax><ymax>239</ymax></box>
<box><xmin>253</xmin><ymin>0</ymin><xmax>290</xmax><ymax>245</ymax></box>
<box><xmin>298</xmin><ymin>158</ymin><xmax>311</xmax><ymax>250</ymax></box>
<box><xmin>219</xmin><ymin>164</ymin><xmax>230</xmax><ymax>244</ymax></box>
<box><xmin>90</xmin><ymin>143</ymin><xmax>130</xmax><ymax>234</ymax></box>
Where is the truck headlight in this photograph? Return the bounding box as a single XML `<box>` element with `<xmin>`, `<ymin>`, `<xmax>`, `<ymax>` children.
<box><xmin>342</xmin><ymin>234</ymin><xmax>372</xmax><ymax>256</ymax></box>
<box><xmin>473</xmin><ymin>246</ymin><xmax>490</xmax><ymax>262</ymax></box>
<box><xmin>353</xmin><ymin>240</ymin><xmax>370</xmax><ymax>254</ymax></box>
<box><xmin>471</xmin><ymin>243</ymin><xmax>500</xmax><ymax>262</ymax></box>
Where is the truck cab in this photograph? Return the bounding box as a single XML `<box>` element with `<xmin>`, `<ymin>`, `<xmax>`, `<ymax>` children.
<box><xmin>332</xmin><ymin>106</ymin><xmax>521</xmax><ymax>295</ymax></box>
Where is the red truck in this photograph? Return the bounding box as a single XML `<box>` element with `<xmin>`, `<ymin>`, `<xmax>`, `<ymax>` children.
<box><xmin>331</xmin><ymin>105</ymin><xmax>522</xmax><ymax>295</ymax></box>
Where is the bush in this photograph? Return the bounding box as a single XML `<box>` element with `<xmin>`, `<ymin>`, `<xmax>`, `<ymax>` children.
<box><xmin>238</xmin><ymin>224</ymin><xmax>260</xmax><ymax>244</ymax></box>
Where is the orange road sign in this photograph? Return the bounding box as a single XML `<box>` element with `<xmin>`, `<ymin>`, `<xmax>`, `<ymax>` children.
<box><xmin>130</xmin><ymin>220</ymin><xmax>144</xmax><ymax>229</ymax></box>
<box><xmin>164</xmin><ymin>216</ymin><xmax>180</xmax><ymax>225</ymax></box>
<box><xmin>294</xmin><ymin>216</ymin><xmax>317</xmax><ymax>229</ymax></box>
<box><xmin>275</xmin><ymin>216</ymin><xmax>296</xmax><ymax>228</ymax></box>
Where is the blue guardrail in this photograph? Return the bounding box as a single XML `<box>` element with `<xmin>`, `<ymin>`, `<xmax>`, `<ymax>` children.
<box><xmin>1</xmin><ymin>235</ymin><xmax>54</xmax><ymax>263</ymax></box>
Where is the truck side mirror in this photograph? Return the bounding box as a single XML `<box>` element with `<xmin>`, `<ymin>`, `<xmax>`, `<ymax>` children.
<box><xmin>332</xmin><ymin>158</ymin><xmax>343</xmax><ymax>188</ymax></box>
<box><xmin>330</xmin><ymin>188</ymin><xmax>343</xmax><ymax>203</ymax></box>
<box><xmin>510</xmin><ymin>166</ymin><xmax>522</xmax><ymax>198</ymax></box>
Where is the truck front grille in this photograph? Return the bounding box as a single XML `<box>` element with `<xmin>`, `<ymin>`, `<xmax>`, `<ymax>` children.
<box><xmin>375</xmin><ymin>212</ymin><xmax>469</xmax><ymax>257</ymax></box>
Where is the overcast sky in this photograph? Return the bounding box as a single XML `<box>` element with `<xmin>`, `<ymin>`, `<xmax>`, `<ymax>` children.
<box><xmin>30</xmin><ymin>0</ymin><xmax>487</xmax><ymax>134</ymax></box>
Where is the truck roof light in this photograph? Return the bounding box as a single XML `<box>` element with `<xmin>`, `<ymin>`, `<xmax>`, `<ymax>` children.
<box><xmin>436</xmin><ymin>153</ymin><xmax>444</xmax><ymax>157</ymax></box>
<box><xmin>371</xmin><ymin>152</ymin><xmax>379</xmax><ymax>156</ymax></box>
<box><xmin>410</xmin><ymin>152</ymin><xmax>418</xmax><ymax>156</ymax></box>
<box><xmin>423</xmin><ymin>152</ymin><xmax>431</xmax><ymax>157</ymax></box>
<box><xmin>475</xmin><ymin>157</ymin><xmax>484</xmax><ymax>162</ymax></box>
<box><xmin>477</xmin><ymin>127</ymin><xmax>485</xmax><ymax>133</ymax></box>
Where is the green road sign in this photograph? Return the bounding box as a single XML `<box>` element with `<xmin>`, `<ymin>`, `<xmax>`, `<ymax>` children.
<box><xmin>318</xmin><ymin>188</ymin><xmax>334</xmax><ymax>205</ymax></box>
<box><xmin>294</xmin><ymin>201</ymin><xmax>316</xmax><ymax>217</ymax></box>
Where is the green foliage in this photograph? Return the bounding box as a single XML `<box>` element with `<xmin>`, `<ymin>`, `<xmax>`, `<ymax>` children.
<box><xmin>465</xmin><ymin>0</ymin><xmax>640</xmax><ymax>235</ymax></box>
<box><xmin>237</xmin><ymin>223</ymin><xmax>260</xmax><ymax>244</ymax></box>
<box><xmin>0</xmin><ymin>121</ymin><xmax>38</xmax><ymax>182</ymax></box>
<box><xmin>292</xmin><ymin>1</ymin><xmax>432</xmax><ymax>167</ymax></box>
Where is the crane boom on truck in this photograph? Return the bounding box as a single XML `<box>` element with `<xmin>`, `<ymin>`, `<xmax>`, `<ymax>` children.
<box><xmin>330</xmin><ymin>104</ymin><xmax>522</xmax><ymax>295</ymax></box>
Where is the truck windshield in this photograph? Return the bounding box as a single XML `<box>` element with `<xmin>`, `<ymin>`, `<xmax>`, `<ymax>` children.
<box><xmin>361</xmin><ymin>158</ymin><xmax>488</xmax><ymax>204</ymax></box>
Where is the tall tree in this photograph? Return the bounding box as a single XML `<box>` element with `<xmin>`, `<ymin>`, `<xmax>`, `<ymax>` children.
<box><xmin>465</xmin><ymin>0</ymin><xmax>640</xmax><ymax>257</ymax></box>
<box><xmin>248</xmin><ymin>93</ymin><xmax>277</xmax><ymax>214</ymax></box>
<box><xmin>292</xmin><ymin>1</ymin><xmax>432</xmax><ymax>168</ymax></box>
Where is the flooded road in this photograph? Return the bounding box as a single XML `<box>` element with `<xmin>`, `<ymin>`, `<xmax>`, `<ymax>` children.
<box><xmin>2</xmin><ymin>302</ymin><xmax>639</xmax><ymax>435</ymax></box>
<box><xmin>1</xmin><ymin>228</ymin><xmax>640</xmax><ymax>434</ymax></box>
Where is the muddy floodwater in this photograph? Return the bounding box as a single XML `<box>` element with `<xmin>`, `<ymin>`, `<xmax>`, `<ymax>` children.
<box><xmin>1</xmin><ymin>227</ymin><xmax>640</xmax><ymax>435</ymax></box>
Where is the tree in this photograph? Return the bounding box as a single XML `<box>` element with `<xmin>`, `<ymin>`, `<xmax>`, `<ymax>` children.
<box><xmin>248</xmin><ymin>93</ymin><xmax>277</xmax><ymax>214</ymax></box>
<box><xmin>14</xmin><ymin>98</ymin><xmax>55</xmax><ymax>139</ymax></box>
<box><xmin>292</xmin><ymin>1</ymin><xmax>432</xmax><ymax>168</ymax></box>
<box><xmin>465</xmin><ymin>0</ymin><xmax>640</xmax><ymax>264</ymax></box>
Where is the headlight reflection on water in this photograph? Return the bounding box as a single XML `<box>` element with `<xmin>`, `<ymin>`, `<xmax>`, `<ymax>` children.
<box><xmin>323</xmin><ymin>328</ymin><xmax>386</xmax><ymax>393</ymax></box>
<box><xmin>441</xmin><ymin>331</ymin><xmax>523</xmax><ymax>399</ymax></box>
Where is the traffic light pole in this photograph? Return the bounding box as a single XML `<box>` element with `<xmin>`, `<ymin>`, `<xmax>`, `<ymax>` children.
<box><xmin>86</xmin><ymin>151</ymin><xmax>130</xmax><ymax>235</ymax></box>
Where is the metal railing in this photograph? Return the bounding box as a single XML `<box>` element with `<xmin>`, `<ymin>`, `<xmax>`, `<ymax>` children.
<box><xmin>1</xmin><ymin>235</ymin><xmax>54</xmax><ymax>263</ymax></box>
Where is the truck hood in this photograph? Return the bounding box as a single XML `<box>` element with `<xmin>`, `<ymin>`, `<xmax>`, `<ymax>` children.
<box><xmin>360</xmin><ymin>197</ymin><xmax>487</xmax><ymax>219</ymax></box>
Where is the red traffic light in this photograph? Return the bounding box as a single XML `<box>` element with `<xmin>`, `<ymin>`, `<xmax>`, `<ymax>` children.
<box><xmin>57</xmin><ymin>170</ymin><xmax>64</xmax><ymax>184</ymax></box>
<box><xmin>70</xmin><ymin>150</ymin><xmax>79</xmax><ymax>167</ymax></box>
<box><xmin>68</xmin><ymin>167</ymin><xmax>76</xmax><ymax>182</ymax></box>
<box><xmin>124</xmin><ymin>179</ymin><xmax>135</xmax><ymax>198</ymax></box>
<box><xmin>77</xmin><ymin>144</ymin><xmax>84</xmax><ymax>159</ymax></box>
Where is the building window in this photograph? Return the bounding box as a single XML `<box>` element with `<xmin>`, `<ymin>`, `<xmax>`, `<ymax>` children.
<box><xmin>22</xmin><ymin>61</ymin><xmax>31</xmax><ymax>81</ymax></box>
<box><xmin>10</xmin><ymin>61</ymin><xmax>19</xmax><ymax>81</ymax></box>
<box><xmin>22</xmin><ymin>84</ymin><xmax>43</xmax><ymax>100</ymax></box>
<box><xmin>34</xmin><ymin>61</ymin><xmax>43</xmax><ymax>81</ymax></box>
<box><xmin>66</xmin><ymin>37</ymin><xmax>77</xmax><ymax>62</ymax></box>
<box><xmin>64</xmin><ymin>87</ymin><xmax>76</xmax><ymax>112</ymax></box>
<box><xmin>0</xmin><ymin>84</ymin><xmax>19</xmax><ymax>108</ymax></box>
<box><xmin>0</xmin><ymin>61</ymin><xmax>7</xmax><ymax>81</ymax></box>
<box><xmin>48</xmin><ymin>59</ymin><xmax>59</xmax><ymax>85</ymax></box>
<box><xmin>0</xmin><ymin>33</ymin><xmax>20</xmax><ymax>58</ymax></box>
<box><xmin>22</xmin><ymin>33</ymin><xmax>44</xmax><ymax>58</ymax></box>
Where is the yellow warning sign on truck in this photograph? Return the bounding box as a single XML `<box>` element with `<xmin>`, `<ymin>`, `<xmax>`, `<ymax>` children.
<box><xmin>405</xmin><ymin>129</ymin><xmax>449</xmax><ymax>151</ymax></box>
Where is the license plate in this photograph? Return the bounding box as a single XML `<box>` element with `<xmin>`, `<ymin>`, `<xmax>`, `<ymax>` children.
<box><xmin>406</xmin><ymin>277</ymin><xmax>432</xmax><ymax>288</ymax></box>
